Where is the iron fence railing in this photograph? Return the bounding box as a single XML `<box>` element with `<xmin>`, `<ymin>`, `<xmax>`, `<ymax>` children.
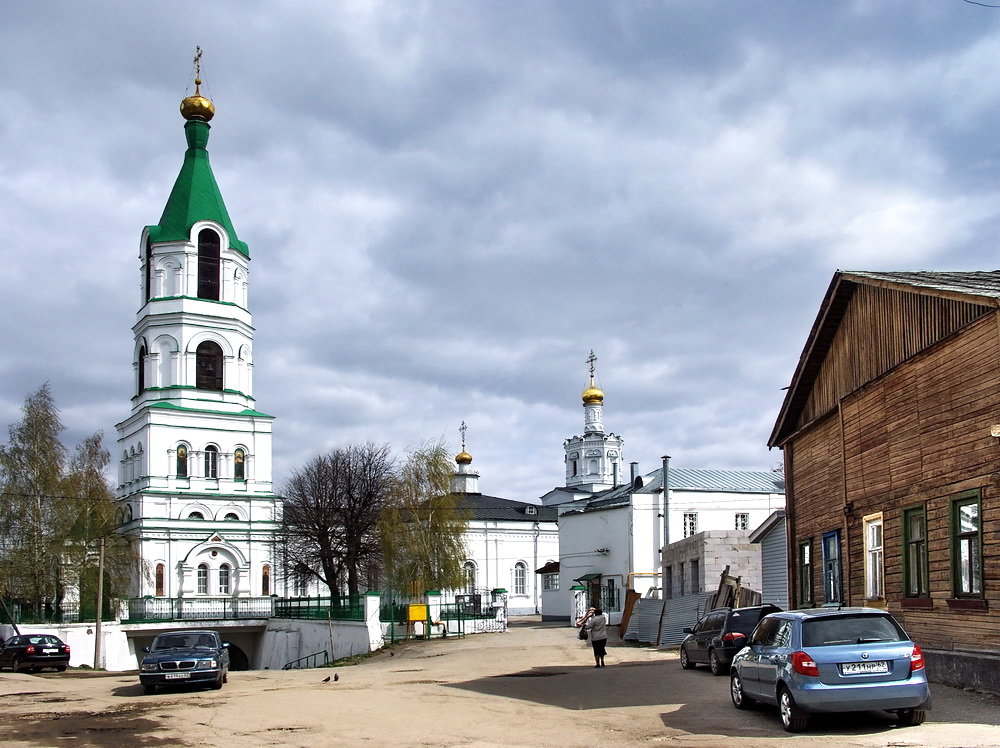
<box><xmin>2</xmin><ymin>601</ymin><xmax>117</xmax><ymax>625</ymax></box>
<box><xmin>273</xmin><ymin>596</ymin><xmax>365</xmax><ymax>622</ymax></box>
<box><xmin>124</xmin><ymin>596</ymin><xmax>276</xmax><ymax>623</ymax></box>
<box><xmin>282</xmin><ymin>650</ymin><xmax>330</xmax><ymax>670</ymax></box>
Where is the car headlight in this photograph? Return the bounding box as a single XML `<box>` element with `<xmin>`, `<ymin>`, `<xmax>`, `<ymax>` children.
<box><xmin>195</xmin><ymin>659</ymin><xmax>218</xmax><ymax>670</ymax></box>
<box><xmin>140</xmin><ymin>662</ymin><xmax>159</xmax><ymax>672</ymax></box>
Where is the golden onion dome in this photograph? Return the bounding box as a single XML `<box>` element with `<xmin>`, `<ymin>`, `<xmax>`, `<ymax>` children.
<box><xmin>456</xmin><ymin>450</ymin><xmax>473</xmax><ymax>465</ymax></box>
<box><xmin>582</xmin><ymin>378</ymin><xmax>604</xmax><ymax>404</ymax></box>
<box><xmin>180</xmin><ymin>79</ymin><xmax>215</xmax><ymax>121</ymax></box>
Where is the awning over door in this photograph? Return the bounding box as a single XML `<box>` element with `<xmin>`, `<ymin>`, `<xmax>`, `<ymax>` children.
<box><xmin>573</xmin><ymin>572</ymin><xmax>602</xmax><ymax>583</ymax></box>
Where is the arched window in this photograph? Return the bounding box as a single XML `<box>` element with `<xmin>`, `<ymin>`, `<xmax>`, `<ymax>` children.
<box><xmin>513</xmin><ymin>561</ymin><xmax>527</xmax><ymax>596</ymax></box>
<box><xmin>144</xmin><ymin>237</ymin><xmax>153</xmax><ymax>302</ymax></box>
<box><xmin>197</xmin><ymin>228</ymin><xmax>221</xmax><ymax>300</ymax></box>
<box><xmin>219</xmin><ymin>564</ymin><xmax>231</xmax><ymax>595</ymax></box>
<box><xmin>204</xmin><ymin>445</ymin><xmax>219</xmax><ymax>479</ymax></box>
<box><xmin>224</xmin><ymin>512</ymin><xmax>239</xmax><ymax>521</ymax></box>
<box><xmin>261</xmin><ymin>564</ymin><xmax>271</xmax><ymax>596</ymax></box>
<box><xmin>195</xmin><ymin>341</ymin><xmax>224</xmax><ymax>391</ymax></box>
<box><xmin>234</xmin><ymin>448</ymin><xmax>246</xmax><ymax>481</ymax></box>
<box><xmin>188</xmin><ymin>511</ymin><xmax>204</xmax><ymax>520</ymax></box>
<box><xmin>197</xmin><ymin>564</ymin><xmax>209</xmax><ymax>595</ymax></box>
<box><xmin>176</xmin><ymin>445</ymin><xmax>188</xmax><ymax>477</ymax></box>
<box><xmin>138</xmin><ymin>345</ymin><xmax>146</xmax><ymax>394</ymax></box>
<box><xmin>463</xmin><ymin>561</ymin><xmax>477</xmax><ymax>594</ymax></box>
<box><xmin>155</xmin><ymin>564</ymin><xmax>165</xmax><ymax>596</ymax></box>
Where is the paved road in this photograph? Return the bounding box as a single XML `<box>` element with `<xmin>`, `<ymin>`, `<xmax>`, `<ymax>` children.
<box><xmin>1</xmin><ymin>618</ymin><xmax>999</xmax><ymax>746</ymax></box>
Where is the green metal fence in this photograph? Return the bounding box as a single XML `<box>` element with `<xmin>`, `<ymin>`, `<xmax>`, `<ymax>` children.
<box><xmin>273</xmin><ymin>596</ymin><xmax>365</xmax><ymax>621</ymax></box>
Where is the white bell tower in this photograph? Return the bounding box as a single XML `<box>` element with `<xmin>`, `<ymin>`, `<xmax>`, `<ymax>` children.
<box><xmin>563</xmin><ymin>351</ymin><xmax>624</xmax><ymax>492</ymax></box>
<box><xmin>115</xmin><ymin>53</ymin><xmax>281</xmax><ymax>603</ymax></box>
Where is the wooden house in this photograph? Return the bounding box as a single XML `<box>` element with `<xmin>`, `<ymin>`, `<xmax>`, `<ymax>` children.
<box><xmin>769</xmin><ymin>271</ymin><xmax>1000</xmax><ymax>692</ymax></box>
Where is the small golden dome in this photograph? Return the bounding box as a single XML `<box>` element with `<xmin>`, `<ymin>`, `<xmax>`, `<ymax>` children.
<box><xmin>456</xmin><ymin>450</ymin><xmax>473</xmax><ymax>465</ymax></box>
<box><xmin>582</xmin><ymin>378</ymin><xmax>604</xmax><ymax>404</ymax></box>
<box><xmin>181</xmin><ymin>94</ymin><xmax>215</xmax><ymax>121</ymax></box>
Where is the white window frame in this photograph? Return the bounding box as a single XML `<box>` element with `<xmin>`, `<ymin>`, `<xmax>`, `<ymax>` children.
<box><xmin>735</xmin><ymin>512</ymin><xmax>749</xmax><ymax>531</ymax></box>
<box><xmin>543</xmin><ymin>573</ymin><xmax>559</xmax><ymax>591</ymax></box>
<box><xmin>196</xmin><ymin>564</ymin><xmax>209</xmax><ymax>595</ymax></box>
<box><xmin>219</xmin><ymin>564</ymin><xmax>231</xmax><ymax>595</ymax></box>
<box><xmin>513</xmin><ymin>562</ymin><xmax>527</xmax><ymax>596</ymax></box>
<box><xmin>863</xmin><ymin>513</ymin><xmax>884</xmax><ymax>600</ymax></box>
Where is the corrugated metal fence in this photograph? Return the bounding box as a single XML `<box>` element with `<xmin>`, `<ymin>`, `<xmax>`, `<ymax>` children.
<box><xmin>623</xmin><ymin>592</ymin><xmax>714</xmax><ymax>646</ymax></box>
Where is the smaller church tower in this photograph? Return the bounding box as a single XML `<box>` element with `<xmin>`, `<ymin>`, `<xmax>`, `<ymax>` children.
<box><xmin>563</xmin><ymin>351</ymin><xmax>623</xmax><ymax>492</ymax></box>
<box><xmin>451</xmin><ymin>421</ymin><xmax>480</xmax><ymax>494</ymax></box>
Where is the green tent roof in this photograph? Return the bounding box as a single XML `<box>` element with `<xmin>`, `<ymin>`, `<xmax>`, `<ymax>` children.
<box><xmin>147</xmin><ymin>118</ymin><xmax>249</xmax><ymax>256</ymax></box>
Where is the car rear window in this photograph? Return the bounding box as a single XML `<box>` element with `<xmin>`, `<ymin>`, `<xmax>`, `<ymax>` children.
<box><xmin>728</xmin><ymin>608</ymin><xmax>767</xmax><ymax>635</ymax></box>
<box><xmin>802</xmin><ymin>614</ymin><xmax>906</xmax><ymax>647</ymax></box>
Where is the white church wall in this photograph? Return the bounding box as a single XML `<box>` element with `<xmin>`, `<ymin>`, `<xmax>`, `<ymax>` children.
<box><xmin>461</xmin><ymin>519</ymin><xmax>558</xmax><ymax>616</ymax></box>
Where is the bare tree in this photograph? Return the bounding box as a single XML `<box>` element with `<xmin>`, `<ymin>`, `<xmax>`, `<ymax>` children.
<box><xmin>280</xmin><ymin>443</ymin><xmax>393</xmax><ymax>596</ymax></box>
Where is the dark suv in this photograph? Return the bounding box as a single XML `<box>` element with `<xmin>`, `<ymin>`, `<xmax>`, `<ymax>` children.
<box><xmin>139</xmin><ymin>630</ymin><xmax>230</xmax><ymax>694</ymax></box>
<box><xmin>680</xmin><ymin>604</ymin><xmax>781</xmax><ymax>675</ymax></box>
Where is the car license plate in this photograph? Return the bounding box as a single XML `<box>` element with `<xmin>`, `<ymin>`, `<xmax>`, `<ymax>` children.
<box><xmin>841</xmin><ymin>660</ymin><xmax>889</xmax><ymax>675</ymax></box>
<box><xmin>43</xmin><ymin>648</ymin><xmax>58</xmax><ymax>654</ymax></box>
<box><xmin>165</xmin><ymin>672</ymin><xmax>190</xmax><ymax>680</ymax></box>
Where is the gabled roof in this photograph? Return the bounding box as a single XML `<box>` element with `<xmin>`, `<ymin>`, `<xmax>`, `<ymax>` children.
<box><xmin>147</xmin><ymin>119</ymin><xmax>249</xmax><ymax>256</ymax></box>
<box><xmin>560</xmin><ymin>467</ymin><xmax>785</xmax><ymax>516</ymax></box>
<box><xmin>455</xmin><ymin>494</ymin><xmax>557</xmax><ymax>522</ymax></box>
<box><xmin>768</xmin><ymin>270</ymin><xmax>1000</xmax><ymax>447</ymax></box>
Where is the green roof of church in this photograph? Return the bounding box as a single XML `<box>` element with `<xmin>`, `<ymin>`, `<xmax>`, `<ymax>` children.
<box><xmin>146</xmin><ymin>118</ymin><xmax>249</xmax><ymax>256</ymax></box>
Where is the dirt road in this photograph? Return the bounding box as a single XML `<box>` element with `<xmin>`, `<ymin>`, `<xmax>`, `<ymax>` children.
<box><xmin>1</xmin><ymin>619</ymin><xmax>999</xmax><ymax>747</ymax></box>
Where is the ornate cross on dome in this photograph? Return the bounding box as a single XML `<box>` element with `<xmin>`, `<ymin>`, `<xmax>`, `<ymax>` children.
<box><xmin>459</xmin><ymin>420</ymin><xmax>468</xmax><ymax>451</ymax></box>
<box><xmin>587</xmin><ymin>350</ymin><xmax>597</xmax><ymax>377</ymax></box>
<box><xmin>193</xmin><ymin>46</ymin><xmax>204</xmax><ymax>94</ymax></box>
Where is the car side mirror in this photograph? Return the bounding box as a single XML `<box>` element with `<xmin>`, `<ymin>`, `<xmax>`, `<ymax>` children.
<box><xmin>682</xmin><ymin>627</ymin><xmax>693</xmax><ymax>634</ymax></box>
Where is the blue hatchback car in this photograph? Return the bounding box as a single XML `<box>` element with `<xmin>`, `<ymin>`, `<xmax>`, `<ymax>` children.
<box><xmin>730</xmin><ymin>608</ymin><xmax>930</xmax><ymax>732</ymax></box>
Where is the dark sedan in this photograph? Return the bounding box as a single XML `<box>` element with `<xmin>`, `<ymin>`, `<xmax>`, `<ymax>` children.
<box><xmin>139</xmin><ymin>630</ymin><xmax>229</xmax><ymax>694</ymax></box>
<box><xmin>0</xmin><ymin>634</ymin><xmax>71</xmax><ymax>672</ymax></box>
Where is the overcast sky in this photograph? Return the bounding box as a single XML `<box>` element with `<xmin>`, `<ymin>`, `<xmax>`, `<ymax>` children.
<box><xmin>3</xmin><ymin>0</ymin><xmax>1000</xmax><ymax>500</ymax></box>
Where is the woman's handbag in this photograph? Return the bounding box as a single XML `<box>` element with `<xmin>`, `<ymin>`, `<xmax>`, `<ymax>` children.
<box><xmin>578</xmin><ymin>626</ymin><xmax>588</xmax><ymax>640</ymax></box>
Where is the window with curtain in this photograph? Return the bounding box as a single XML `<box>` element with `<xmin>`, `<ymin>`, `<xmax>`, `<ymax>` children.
<box><xmin>219</xmin><ymin>564</ymin><xmax>231</xmax><ymax>595</ymax></box>
<box><xmin>953</xmin><ymin>492</ymin><xmax>982</xmax><ymax>597</ymax></box>
<box><xmin>904</xmin><ymin>505</ymin><xmax>928</xmax><ymax>597</ymax></box>
<box><xmin>197</xmin><ymin>564</ymin><xmax>208</xmax><ymax>595</ymax></box>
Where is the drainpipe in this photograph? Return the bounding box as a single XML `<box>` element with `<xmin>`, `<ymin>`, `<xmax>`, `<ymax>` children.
<box><xmin>661</xmin><ymin>456</ymin><xmax>671</xmax><ymax>545</ymax></box>
<box><xmin>532</xmin><ymin>522</ymin><xmax>540</xmax><ymax>614</ymax></box>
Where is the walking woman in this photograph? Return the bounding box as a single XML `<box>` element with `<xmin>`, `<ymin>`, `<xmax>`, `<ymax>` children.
<box><xmin>577</xmin><ymin>606</ymin><xmax>608</xmax><ymax>667</ymax></box>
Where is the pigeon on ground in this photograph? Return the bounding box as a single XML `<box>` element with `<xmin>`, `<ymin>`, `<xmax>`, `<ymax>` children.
<box><xmin>322</xmin><ymin>676</ymin><xmax>330</xmax><ymax>683</ymax></box>
<box><xmin>334</xmin><ymin>673</ymin><xmax>339</xmax><ymax>682</ymax></box>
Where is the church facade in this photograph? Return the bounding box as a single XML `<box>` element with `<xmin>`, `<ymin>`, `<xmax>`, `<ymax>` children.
<box><xmin>115</xmin><ymin>79</ymin><xmax>284</xmax><ymax>605</ymax></box>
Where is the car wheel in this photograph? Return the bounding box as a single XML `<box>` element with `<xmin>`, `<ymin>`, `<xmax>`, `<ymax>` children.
<box><xmin>730</xmin><ymin>672</ymin><xmax>755</xmax><ymax>710</ymax></box>
<box><xmin>778</xmin><ymin>687</ymin><xmax>809</xmax><ymax>732</ymax></box>
<box><xmin>211</xmin><ymin>674</ymin><xmax>224</xmax><ymax>690</ymax></box>
<box><xmin>143</xmin><ymin>684</ymin><xmax>157</xmax><ymax>695</ymax></box>
<box><xmin>11</xmin><ymin>656</ymin><xmax>21</xmax><ymax>672</ymax></box>
<box><xmin>896</xmin><ymin>708</ymin><xmax>927</xmax><ymax>726</ymax></box>
<box><xmin>56</xmin><ymin>666</ymin><xmax>67</xmax><ymax>673</ymax></box>
<box><xmin>679</xmin><ymin>646</ymin><xmax>695</xmax><ymax>670</ymax></box>
<box><xmin>709</xmin><ymin>649</ymin><xmax>724</xmax><ymax>676</ymax></box>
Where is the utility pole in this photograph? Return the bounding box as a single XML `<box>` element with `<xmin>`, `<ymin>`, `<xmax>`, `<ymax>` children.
<box><xmin>94</xmin><ymin>536</ymin><xmax>105</xmax><ymax>670</ymax></box>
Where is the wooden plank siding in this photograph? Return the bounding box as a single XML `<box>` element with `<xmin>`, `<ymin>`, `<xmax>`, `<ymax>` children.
<box><xmin>787</xmin><ymin>302</ymin><xmax>1000</xmax><ymax>655</ymax></box>
<box><xmin>797</xmin><ymin>285</ymin><xmax>991</xmax><ymax>432</ymax></box>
